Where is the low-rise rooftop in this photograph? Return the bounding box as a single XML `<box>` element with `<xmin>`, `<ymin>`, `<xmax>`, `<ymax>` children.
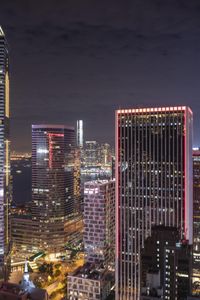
<box><xmin>70</xmin><ymin>262</ymin><xmax>110</xmax><ymax>281</ymax></box>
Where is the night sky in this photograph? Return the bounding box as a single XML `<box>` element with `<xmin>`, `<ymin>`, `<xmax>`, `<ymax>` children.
<box><xmin>1</xmin><ymin>0</ymin><xmax>200</xmax><ymax>151</ymax></box>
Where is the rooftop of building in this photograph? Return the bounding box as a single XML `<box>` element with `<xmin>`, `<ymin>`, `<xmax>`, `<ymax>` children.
<box><xmin>151</xmin><ymin>225</ymin><xmax>179</xmax><ymax>232</ymax></box>
<box><xmin>32</xmin><ymin>124</ymin><xmax>74</xmax><ymax>130</ymax></box>
<box><xmin>27</xmin><ymin>287</ymin><xmax>48</xmax><ymax>300</ymax></box>
<box><xmin>85</xmin><ymin>141</ymin><xmax>97</xmax><ymax>144</ymax></box>
<box><xmin>193</xmin><ymin>148</ymin><xmax>200</xmax><ymax>156</ymax></box>
<box><xmin>116</xmin><ymin>106</ymin><xmax>192</xmax><ymax>115</ymax></box>
<box><xmin>69</xmin><ymin>262</ymin><xmax>111</xmax><ymax>281</ymax></box>
<box><xmin>0</xmin><ymin>282</ymin><xmax>23</xmax><ymax>295</ymax></box>
<box><xmin>0</xmin><ymin>282</ymin><xmax>48</xmax><ymax>300</ymax></box>
<box><xmin>84</xmin><ymin>179</ymin><xmax>115</xmax><ymax>187</ymax></box>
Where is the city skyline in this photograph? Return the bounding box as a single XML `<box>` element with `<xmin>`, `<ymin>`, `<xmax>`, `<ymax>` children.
<box><xmin>1</xmin><ymin>1</ymin><xmax>200</xmax><ymax>151</ymax></box>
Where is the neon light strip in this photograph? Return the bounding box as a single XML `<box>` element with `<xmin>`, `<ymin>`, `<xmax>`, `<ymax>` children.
<box><xmin>48</xmin><ymin>133</ymin><xmax>64</xmax><ymax>168</ymax></box>
<box><xmin>115</xmin><ymin>110</ymin><xmax>119</xmax><ymax>298</ymax></box>
<box><xmin>48</xmin><ymin>133</ymin><xmax>64</xmax><ymax>138</ymax></box>
<box><xmin>117</xmin><ymin>106</ymin><xmax>187</xmax><ymax>114</ymax></box>
<box><xmin>184</xmin><ymin>108</ymin><xmax>187</xmax><ymax>240</ymax></box>
<box><xmin>184</xmin><ymin>107</ymin><xmax>193</xmax><ymax>243</ymax></box>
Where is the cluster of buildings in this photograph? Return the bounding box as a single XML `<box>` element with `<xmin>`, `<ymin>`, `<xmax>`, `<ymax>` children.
<box><xmin>67</xmin><ymin>180</ymin><xmax>115</xmax><ymax>300</ymax></box>
<box><xmin>83</xmin><ymin>141</ymin><xmax>113</xmax><ymax>168</ymax></box>
<box><xmin>1</xmin><ymin>25</ymin><xmax>200</xmax><ymax>300</ymax></box>
<box><xmin>77</xmin><ymin>121</ymin><xmax>114</xmax><ymax>170</ymax></box>
<box><xmin>12</xmin><ymin>124</ymin><xmax>83</xmax><ymax>256</ymax></box>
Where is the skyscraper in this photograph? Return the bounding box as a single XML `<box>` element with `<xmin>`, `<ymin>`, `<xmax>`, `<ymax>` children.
<box><xmin>31</xmin><ymin>125</ymin><xmax>80</xmax><ymax>251</ymax></box>
<box><xmin>192</xmin><ymin>148</ymin><xmax>200</xmax><ymax>292</ymax></box>
<box><xmin>193</xmin><ymin>149</ymin><xmax>200</xmax><ymax>258</ymax></box>
<box><xmin>84</xmin><ymin>180</ymin><xmax>115</xmax><ymax>268</ymax></box>
<box><xmin>0</xmin><ymin>26</ymin><xmax>11</xmax><ymax>277</ymax></box>
<box><xmin>141</xmin><ymin>226</ymin><xmax>192</xmax><ymax>299</ymax></box>
<box><xmin>67</xmin><ymin>179</ymin><xmax>115</xmax><ymax>300</ymax></box>
<box><xmin>115</xmin><ymin>106</ymin><xmax>193</xmax><ymax>300</ymax></box>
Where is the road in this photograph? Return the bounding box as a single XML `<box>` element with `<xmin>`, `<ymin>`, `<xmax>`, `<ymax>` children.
<box><xmin>46</xmin><ymin>280</ymin><xmax>59</xmax><ymax>294</ymax></box>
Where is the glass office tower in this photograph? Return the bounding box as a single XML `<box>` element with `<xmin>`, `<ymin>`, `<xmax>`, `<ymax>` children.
<box><xmin>0</xmin><ymin>26</ymin><xmax>11</xmax><ymax>276</ymax></box>
<box><xmin>31</xmin><ymin>125</ymin><xmax>79</xmax><ymax>251</ymax></box>
<box><xmin>115</xmin><ymin>106</ymin><xmax>193</xmax><ymax>300</ymax></box>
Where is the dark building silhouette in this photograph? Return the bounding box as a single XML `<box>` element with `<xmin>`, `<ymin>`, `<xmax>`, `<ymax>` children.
<box><xmin>141</xmin><ymin>226</ymin><xmax>192</xmax><ymax>300</ymax></box>
<box><xmin>192</xmin><ymin>148</ymin><xmax>200</xmax><ymax>295</ymax></box>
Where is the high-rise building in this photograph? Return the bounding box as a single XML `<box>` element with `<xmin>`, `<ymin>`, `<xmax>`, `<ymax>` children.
<box><xmin>192</xmin><ymin>148</ymin><xmax>200</xmax><ymax>294</ymax></box>
<box><xmin>84</xmin><ymin>141</ymin><xmax>99</xmax><ymax>166</ymax></box>
<box><xmin>67</xmin><ymin>179</ymin><xmax>115</xmax><ymax>300</ymax></box>
<box><xmin>193</xmin><ymin>149</ymin><xmax>200</xmax><ymax>260</ymax></box>
<box><xmin>100</xmin><ymin>143</ymin><xmax>112</xmax><ymax>167</ymax></box>
<box><xmin>141</xmin><ymin>226</ymin><xmax>192</xmax><ymax>300</ymax></box>
<box><xmin>11</xmin><ymin>125</ymin><xmax>83</xmax><ymax>256</ymax></box>
<box><xmin>0</xmin><ymin>26</ymin><xmax>11</xmax><ymax>277</ymax></box>
<box><xmin>84</xmin><ymin>180</ymin><xmax>115</xmax><ymax>268</ymax></box>
<box><xmin>31</xmin><ymin>124</ymin><xmax>80</xmax><ymax>251</ymax></box>
<box><xmin>115</xmin><ymin>106</ymin><xmax>193</xmax><ymax>300</ymax></box>
<box><xmin>77</xmin><ymin>120</ymin><xmax>83</xmax><ymax>148</ymax></box>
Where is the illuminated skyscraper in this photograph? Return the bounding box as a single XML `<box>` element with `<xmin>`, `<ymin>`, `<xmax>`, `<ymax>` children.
<box><xmin>84</xmin><ymin>180</ymin><xmax>115</xmax><ymax>268</ymax></box>
<box><xmin>31</xmin><ymin>125</ymin><xmax>80</xmax><ymax>251</ymax></box>
<box><xmin>77</xmin><ymin>120</ymin><xmax>83</xmax><ymax>148</ymax></box>
<box><xmin>115</xmin><ymin>106</ymin><xmax>193</xmax><ymax>300</ymax></box>
<box><xmin>0</xmin><ymin>27</ymin><xmax>11</xmax><ymax>276</ymax></box>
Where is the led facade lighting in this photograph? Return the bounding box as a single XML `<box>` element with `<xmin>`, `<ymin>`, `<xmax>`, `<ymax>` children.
<box><xmin>115</xmin><ymin>106</ymin><xmax>193</xmax><ymax>300</ymax></box>
<box><xmin>0</xmin><ymin>26</ymin><xmax>11</xmax><ymax>276</ymax></box>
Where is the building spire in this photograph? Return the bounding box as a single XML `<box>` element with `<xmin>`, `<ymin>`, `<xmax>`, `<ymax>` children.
<box><xmin>21</xmin><ymin>259</ymin><xmax>35</xmax><ymax>291</ymax></box>
<box><xmin>24</xmin><ymin>258</ymin><xmax>28</xmax><ymax>274</ymax></box>
<box><xmin>0</xmin><ymin>26</ymin><xmax>5</xmax><ymax>36</ymax></box>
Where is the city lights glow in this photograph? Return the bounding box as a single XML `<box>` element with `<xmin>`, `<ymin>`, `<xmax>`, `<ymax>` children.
<box><xmin>37</xmin><ymin>148</ymin><xmax>49</xmax><ymax>154</ymax></box>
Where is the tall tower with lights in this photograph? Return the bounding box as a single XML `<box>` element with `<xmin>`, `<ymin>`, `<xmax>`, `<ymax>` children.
<box><xmin>77</xmin><ymin>120</ymin><xmax>83</xmax><ymax>148</ymax></box>
<box><xmin>115</xmin><ymin>106</ymin><xmax>193</xmax><ymax>300</ymax></box>
<box><xmin>0</xmin><ymin>26</ymin><xmax>11</xmax><ymax>277</ymax></box>
<box><xmin>31</xmin><ymin>125</ymin><xmax>79</xmax><ymax>251</ymax></box>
